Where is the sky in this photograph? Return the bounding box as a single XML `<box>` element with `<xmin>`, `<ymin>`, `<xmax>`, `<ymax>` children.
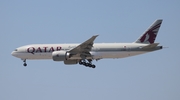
<box><xmin>0</xmin><ymin>0</ymin><xmax>180</xmax><ymax>100</ymax></box>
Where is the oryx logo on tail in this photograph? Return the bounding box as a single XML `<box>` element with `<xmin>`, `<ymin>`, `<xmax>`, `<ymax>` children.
<box><xmin>135</xmin><ymin>19</ymin><xmax>162</xmax><ymax>44</ymax></box>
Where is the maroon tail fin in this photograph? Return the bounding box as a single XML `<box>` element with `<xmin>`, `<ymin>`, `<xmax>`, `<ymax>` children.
<box><xmin>135</xmin><ymin>19</ymin><xmax>162</xmax><ymax>44</ymax></box>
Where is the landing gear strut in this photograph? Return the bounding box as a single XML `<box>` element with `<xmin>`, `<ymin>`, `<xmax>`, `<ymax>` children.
<box><xmin>23</xmin><ymin>59</ymin><xmax>27</xmax><ymax>67</ymax></box>
<box><xmin>79</xmin><ymin>60</ymin><xmax>96</xmax><ymax>68</ymax></box>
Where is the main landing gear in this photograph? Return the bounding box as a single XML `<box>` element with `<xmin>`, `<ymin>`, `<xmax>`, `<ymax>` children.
<box><xmin>79</xmin><ymin>60</ymin><xmax>96</xmax><ymax>68</ymax></box>
<box><xmin>23</xmin><ymin>59</ymin><xmax>27</xmax><ymax>67</ymax></box>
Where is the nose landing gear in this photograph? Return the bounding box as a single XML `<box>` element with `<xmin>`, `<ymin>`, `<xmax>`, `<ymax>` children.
<box><xmin>23</xmin><ymin>59</ymin><xmax>27</xmax><ymax>67</ymax></box>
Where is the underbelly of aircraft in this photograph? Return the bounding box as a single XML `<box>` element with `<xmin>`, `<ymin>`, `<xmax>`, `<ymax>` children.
<box><xmin>18</xmin><ymin>51</ymin><xmax>147</xmax><ymax>60</ymax></box>
<box><xmin>90</xmin><ymin>51</ymin><xmax>147</xmax><ymax>59</ymax></box>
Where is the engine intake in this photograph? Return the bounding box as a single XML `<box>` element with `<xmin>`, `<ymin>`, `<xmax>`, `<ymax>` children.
<box><xmin>52</xmin><ymin>51</ymin><xmax>70</xmax><ymax>61</ymax></box>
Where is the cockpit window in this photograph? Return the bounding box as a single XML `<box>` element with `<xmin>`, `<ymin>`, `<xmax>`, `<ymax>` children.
<box><xmin>14</xmin><ymin>49</ymin><xmax>18</xmax><ymax>51</ymax></box>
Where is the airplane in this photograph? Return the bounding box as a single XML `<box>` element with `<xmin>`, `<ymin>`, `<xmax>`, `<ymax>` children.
<box><xmin>11</xmin><ymin>19</ymin><xmax>163</xmax><ymax>68</ymax></box>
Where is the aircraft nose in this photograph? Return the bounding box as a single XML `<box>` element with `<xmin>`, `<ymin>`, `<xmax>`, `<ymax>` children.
<box><xmin>11</xmin><ymin>51</ymin><xmax>17</xmax><ymax>57</ymax></box>
<box><xmin>11</xmin><ymin>51</ymin><xmax>15</xmax><ymax>56</ymax></box>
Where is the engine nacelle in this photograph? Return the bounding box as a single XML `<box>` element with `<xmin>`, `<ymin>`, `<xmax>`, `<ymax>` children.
<box><xmin>52</xmin><ymin>51</ymin><xmax>70</xmax><ymax>61</ymax></box>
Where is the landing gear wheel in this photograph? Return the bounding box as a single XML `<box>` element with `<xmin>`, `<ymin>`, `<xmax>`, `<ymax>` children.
<box><xmin>89</xmin><ymin>64</ymin><xmax>93</xmax><ymax>67</ymax></box>
<box><xmin>91</xmin><ymin>65</ymin><xmax>96</xmax><ymax>68</ymax></box>
<box><xmin>23</xmin><ymin>63</ymin><xmax>27</xmax><ymax>66</ymax></box>
<box><xmin>85</xmin><ymin>63</ymin><xmax>89</xmax><ymax>67</ymax></box>
<box><xmin>79</xmin><ymin>61</ymin><xmax>83</xmax><ymax>65</ymax></box>
<box><xmin>82</xmin><ymin>62</ymin><xmax>86</xmax><ymax>65</ymax></box>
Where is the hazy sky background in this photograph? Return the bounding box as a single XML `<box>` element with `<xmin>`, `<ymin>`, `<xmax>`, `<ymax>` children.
<box><xmin>1</xmin><ymin>0</ymin><xmax>180</xmax><ymax>100</ymax></box>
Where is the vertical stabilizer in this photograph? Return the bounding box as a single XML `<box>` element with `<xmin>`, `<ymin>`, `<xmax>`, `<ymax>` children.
<box><xmin>135</xmin><ymin>19</ymin><xmax>163</xmax><ymax>44</ymax></box>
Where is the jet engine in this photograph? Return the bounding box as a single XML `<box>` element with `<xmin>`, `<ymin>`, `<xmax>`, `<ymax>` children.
<box><xmin>52</xmin><ymin>51</ymin><xmax>70</xmax><ymax>61</ymax></box>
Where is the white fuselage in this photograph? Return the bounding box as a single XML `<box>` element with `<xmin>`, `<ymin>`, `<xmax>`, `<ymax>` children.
<box><xmin>11</xmin><ymin>43</ymin><xmax>159</xmax><ymax>60</ymax></box>
<box><xmin>11</xmin><ymin>20</ymin><xmax>163</xmax><ymax>67</ymax></box>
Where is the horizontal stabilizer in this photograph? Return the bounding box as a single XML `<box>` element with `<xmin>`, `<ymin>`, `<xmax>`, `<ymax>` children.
<box><xmin>142</xmin><ymin>43</ymin><xmax>159</xmax><ymax>49</ymax></box>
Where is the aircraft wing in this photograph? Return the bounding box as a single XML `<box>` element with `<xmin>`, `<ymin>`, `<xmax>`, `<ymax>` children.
<box><xmin>69</xmin><ymin>35</ymin><xmax>98</xmax><ymax>57</ymax></box>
